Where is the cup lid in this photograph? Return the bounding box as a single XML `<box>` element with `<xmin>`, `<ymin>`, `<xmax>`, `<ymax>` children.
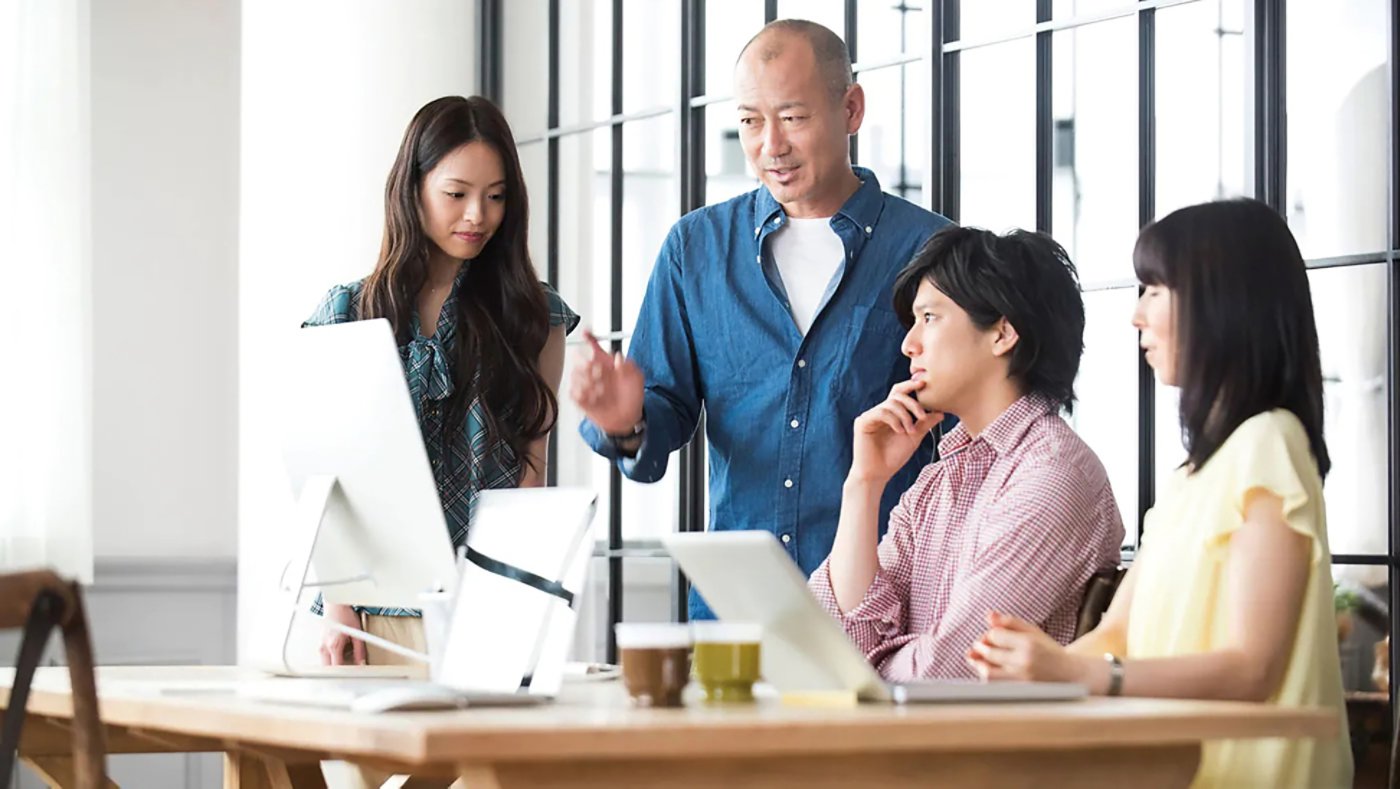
<box><xmin>690</xmin><ymin>621</ymin><xmax>763</xmax><ymax>643</ymax></box>
<box><xmin>614</xmin><ymin>622</ymin><xmax>693</xmax><ymax>648</ymax></box>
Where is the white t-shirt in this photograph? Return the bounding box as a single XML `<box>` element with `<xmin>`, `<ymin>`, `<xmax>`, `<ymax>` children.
<box><xmin>769</xmin><ymin>216</ymin><xmax>844</xmax><ymax>335</ymax></box>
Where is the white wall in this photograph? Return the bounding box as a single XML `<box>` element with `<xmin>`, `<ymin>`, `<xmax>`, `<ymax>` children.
<box><xmin>90</xmin><ymin>0</ymin><xmax>240</xmax><ymax>559</ymax></box>
<box><xmin>237</xmin><ymin>0</ymin><xmax>478</xmax><ymax>664</ymax></box>
<box><xmin>6</xmin><ymin>5</ymin><xmax>242</xmax><ymax>781</ymax></box>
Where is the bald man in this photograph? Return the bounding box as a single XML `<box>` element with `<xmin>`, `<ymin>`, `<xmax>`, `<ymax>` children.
<box><xmin>572</xmin><ymin>20</ymin><xmax>953</xmax><ymax>619</ymax></box>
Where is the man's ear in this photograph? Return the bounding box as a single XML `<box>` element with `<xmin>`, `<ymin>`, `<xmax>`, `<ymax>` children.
<box><xmin>844</xmin><ymin>83</ymin><xmax>866</xmax><ymax>136</ymax></box>
<box><xmin>990</xmin><ymin>317</ymin><xmax>1020</xmax><ymax>358</ymax></box>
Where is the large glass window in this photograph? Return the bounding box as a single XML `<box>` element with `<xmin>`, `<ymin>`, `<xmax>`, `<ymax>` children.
<box><xmin>706</xmin><ymin>0</ymin><xmax>764</xmax><ymax>97</ymax></box>
<box><xmin>1051</xmin><ymin>16</ymin><xmax>1137</xmax><ymax>285</ymax></box>
<box><xmin>1311</xmin><ymin>263</ymin><xmax>1390</xmax><ymax>559</ymax></box>
<box><xmin>1072</xmin><ymin>288</ymin><xmax>1140</xmax><ymax>545</ymax></box>
<box><xmin>623</xmin><ymin>0</ymin><xmax>680</xmax><ymax>113</ymax></box>
<box><xmin>558</xmin><ymin>0</ymin><xmax>612</xmax><ymax>127</ymax></box>
<box><xmin>859</xmin><ymin>63</ymin><xmax>925</xmax><ymax>200</ymax></box>
<box><xmin>859</xmin><ymin>0</ymin><xmax>927</xmax><ymax>59</ymax></box>
<box><xmin>1285</xmin><ymin>0</ymin><xmax>1389</xmax><ymax>259</ymax></box>
<box><xmin>777</xmin><ymin>0</ymin><xmax>844</xmax><ymax>38</ymax></box>
<box><xmin>497</xmin><ymin>7</ymin><xmax>1400</xmax><ymax>731</ymax></box>
<box><xmin>621</xmin><ymin>112</ymin><xmax>680</xmax><ymax>541</ymax></box>
<box><xmin>959</xmin><ymin>1</ymin><xmax>1035</xmax><ymax>43</ymax></box>
<box><xmin>959</xmin><ymin>39</ymin><xmax>1036</xmax><ymax>232</ymax></box>
<box><xmin>502</xmin><ymin>0</ymin><xmax>549</xmax><ymax>134</ymax></box>
<box><xmin>553</xmin><ymin>128</ymin><xmax>615</xmax><ymax>553</ymax></box>
<box><xmin>1155</xmin><ymin>0</ymin><xmax>1247</xmax><ymax>216</ymax></box>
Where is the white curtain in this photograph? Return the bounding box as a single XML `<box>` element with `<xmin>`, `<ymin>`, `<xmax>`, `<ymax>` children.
<box><xmin>0</xmin><ymin>0</ymin><xmax>93</xmax><ymax>582</ymax></box>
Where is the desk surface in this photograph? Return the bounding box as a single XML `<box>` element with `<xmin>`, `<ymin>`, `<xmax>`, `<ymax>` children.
<box><xmin>0</xmin><ymin>665</ymin><xmax>1338</xmax><ymax>766</ymax></box>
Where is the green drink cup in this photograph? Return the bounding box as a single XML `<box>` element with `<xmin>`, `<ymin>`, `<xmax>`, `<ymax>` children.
<box><xmin>691</xmin><ymin>622</ymin><xmax>763</xmax><ymax>703</ymax></box>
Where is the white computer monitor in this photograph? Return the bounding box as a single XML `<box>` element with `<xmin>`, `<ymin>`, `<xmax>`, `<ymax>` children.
<box><xmin>276</xmin><ymin>318</ymin><xmax>460</xmax><ymax>673</ymax></box>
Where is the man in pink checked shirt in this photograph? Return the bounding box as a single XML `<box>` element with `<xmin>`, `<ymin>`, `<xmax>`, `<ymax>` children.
<box><xmin>809</xmin><ymin>226</ymin><xmax>1125</xmax><ymax>681</ymax></box>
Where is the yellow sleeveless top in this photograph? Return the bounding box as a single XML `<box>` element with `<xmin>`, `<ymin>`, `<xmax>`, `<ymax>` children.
<box><xmin>1127</xmin><ymin>410</ymin><xmax>1353</xmax><ymax>788</ymax></box>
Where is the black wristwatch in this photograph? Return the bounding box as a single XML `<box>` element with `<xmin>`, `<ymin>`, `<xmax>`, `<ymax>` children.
<box><xmin>605</xmin><ymin>417</ymin><xmax>647</xmax><ymax>454</ymax></box>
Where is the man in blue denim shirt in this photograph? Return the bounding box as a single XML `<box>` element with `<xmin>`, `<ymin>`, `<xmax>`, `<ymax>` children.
<box><xmin>571</xmin><ymin>20</ymin><xmax>953</xmax><ymax>619</ymax></box>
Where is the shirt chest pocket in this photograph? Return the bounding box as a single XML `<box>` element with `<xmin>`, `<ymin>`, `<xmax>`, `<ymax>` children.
<box><xmin>836</xmin><ymin>304</ymin><xmax>908</xmax><ymax>413</ymax></box>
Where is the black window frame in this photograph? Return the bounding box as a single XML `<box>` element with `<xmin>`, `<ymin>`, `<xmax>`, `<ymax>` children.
<box><xmin>485</xmin><ymin>1</ymin><xmax>1400</xmax><ymax>706</ymax></box>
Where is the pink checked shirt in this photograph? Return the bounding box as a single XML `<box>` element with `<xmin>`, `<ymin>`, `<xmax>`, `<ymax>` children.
<box><xmin>809</xmin><ymin>395</ymin><xmax>1125</xmax><ymax>681</ymax></box>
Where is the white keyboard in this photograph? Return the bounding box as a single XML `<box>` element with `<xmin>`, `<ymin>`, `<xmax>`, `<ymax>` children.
<box><xmin>238</xmin><ymin>678</ymin><xmax>543</xmax><ymax>713</ymax></box>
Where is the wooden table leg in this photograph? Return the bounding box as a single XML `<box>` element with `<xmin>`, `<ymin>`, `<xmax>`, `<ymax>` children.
<box><xmin>399</xmin><ymin>778</ymin><xmax>456</xmax><ymax>788</ymax></box>
<box><xmin>456</xmin><ymin>744</ymin><xmax>1201</xmax><ymax>789</ymax></box>
<box><xmin>281</xmin><ymin>763</ymin><xmax>330</xmax><ymax>789</ymax></box>
<box><xmin>223</xmin><ymin>752</ymin><xmax>330</xmax><ymax>789</ymax></box>
<box><xmin>19</xmin><ymin>756</ymin><xmax>120</xmax><ymax>789</ymax></box>
<box><xmin>224</xmin><ymin>753</ymin><xmax>272</xmax><ymax>789</ymax></box>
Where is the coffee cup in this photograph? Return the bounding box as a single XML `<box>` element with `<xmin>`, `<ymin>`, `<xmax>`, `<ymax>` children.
<box><xmin>614</xmin><ymin>622</ymin><xmax>692</xmax><ymax>708</ymax></box>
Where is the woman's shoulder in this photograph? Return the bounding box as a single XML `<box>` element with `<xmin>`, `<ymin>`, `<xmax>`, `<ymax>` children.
<box><xmin>1221</xmin><ymin>409</ymin><xmax>1311</xmax><ymax>458</ymax></box>
<box><xmin>303</xmin><ymin>280</ymin><xmax>366</xmax><ymax>327</ymax></box>
<box><xmin>1207</xmin><ymin>408</ymin><xmax>1323</xmax><ymax>509</ymax></box>
<box><xmin>540</xmin><ymin>281</ymin><xmax>581</xmax><ymax>334</ymax></box>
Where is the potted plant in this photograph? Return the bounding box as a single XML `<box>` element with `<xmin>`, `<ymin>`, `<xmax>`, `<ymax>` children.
<box><xmin>1334</xmin><ymin>584</ymin><xmax>1360</xmax><ymax>643</ymax></box>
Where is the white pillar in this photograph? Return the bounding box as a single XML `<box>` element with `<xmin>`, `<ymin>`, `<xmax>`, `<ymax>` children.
<box><xmin>238</xmin><ymin>0</ymin><xmax>478</xmax><ymax>663</ymax></box>
<box><xmin>89</xmin><ymin>0</ymin><xmax>240</xmax><ymax>564</ymax></box>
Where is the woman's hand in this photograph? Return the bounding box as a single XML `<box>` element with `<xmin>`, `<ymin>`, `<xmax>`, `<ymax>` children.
<box><xmin>319</xmin><ymin>603</ymin><xmax>367</xmax><ymax>666</ymax></box>
<box><xmin>967</xmin><ymin>611</ymin><xmax>1085</xmax><ymax>683</ymax></box>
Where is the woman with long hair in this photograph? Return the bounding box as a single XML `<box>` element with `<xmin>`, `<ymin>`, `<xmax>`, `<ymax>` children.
<box><xmin>968</xmin><ymin>199</ymin><xmax>1352</xmax><ymax>787</ymax></box>
<box><xmin>304</xmin><ymin>96</ymin><xmax>579</xmax><ymax>668</ymax></box>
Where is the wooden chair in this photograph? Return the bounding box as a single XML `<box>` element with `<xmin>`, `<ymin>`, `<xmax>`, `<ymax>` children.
<box><xmin>1075</xmin><ymin>567</ymin><xmax>1127</xmax><ymax>639</ymax></box>
<box><xmin>0</xmin><ymin>570</ymin><xmax>107</xmax><ymax>789</ymax></box>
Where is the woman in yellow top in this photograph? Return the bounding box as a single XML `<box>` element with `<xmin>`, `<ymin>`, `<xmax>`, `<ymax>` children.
<box><xmin>967</xmin><ymin>198</ymin><xmax>1352</xmax><ymax>788</ymax></box>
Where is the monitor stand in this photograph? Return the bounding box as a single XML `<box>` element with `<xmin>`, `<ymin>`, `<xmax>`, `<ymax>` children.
<box><xmin>271</xmin><ymin>474</ymin><xmax>438</xmax><ymax>678</ymax></box>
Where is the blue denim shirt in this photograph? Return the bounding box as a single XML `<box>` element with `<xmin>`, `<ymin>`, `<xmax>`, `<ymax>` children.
<box><xmin>581</xmin><ymin>168</ymin><xmax>954</xmax><ymax>619</ymax></box>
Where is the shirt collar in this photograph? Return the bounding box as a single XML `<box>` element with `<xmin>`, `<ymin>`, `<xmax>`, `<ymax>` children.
<box><xmin>430</xmin><ymin>260</ymin><xmax>473</xmax><ymax>338</ymax></box>
<box><xmin>751</xmin><ymin>166</ymin><xmax>886</xmax><ymax>235</ymax></box>
<box><xmin>937</xmin><ymin>394</ymin><xmax>1060</xmax><ymax>459</ymax></box>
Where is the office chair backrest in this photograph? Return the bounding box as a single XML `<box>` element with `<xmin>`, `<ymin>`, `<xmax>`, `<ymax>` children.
<box><xmin>1075</xmin><ymin>567</ymin><xmax>1127</xmax><ymax>639</ymax></box>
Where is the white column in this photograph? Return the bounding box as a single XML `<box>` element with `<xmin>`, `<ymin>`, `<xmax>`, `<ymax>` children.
<box><xmin>88</xmin><ymin>0</ymin><xmax>240</xmax><ymax>564</ymax></box>
<box><xmin>238</xmin><ymin>0</ymin><xmax>477</xmax><ymax>663</ymax></box>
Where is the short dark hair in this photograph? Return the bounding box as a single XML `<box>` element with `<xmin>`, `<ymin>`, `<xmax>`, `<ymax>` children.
<box><xmin>738</xmin><ymin>20</ymin><xmax>854</xmax><ymax>102</ymax></box>
<box><xmin>1133</xmin><ymin>198</ymin><xmax>1330</xmax><ymax>477</ymax></box>
<box><xmin>892</xmin><ymin>227</ymin><xmax>1086</xmax><ymax>413</ymax></box>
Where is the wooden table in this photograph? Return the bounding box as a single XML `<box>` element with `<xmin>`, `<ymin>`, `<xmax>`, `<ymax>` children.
<box><xmin>2</xmin><ymin>666</ymin><xmax>1339</xmax><ymax>789</ymax></box>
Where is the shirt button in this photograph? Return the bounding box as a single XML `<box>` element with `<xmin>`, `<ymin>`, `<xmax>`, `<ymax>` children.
<box><xmin>864</xmin><ymin>225</ymin><xmax>873</xmax><ymax>234</ymax></box>
<box><xmin>781</xmin><ymin>534</ymin><xmax>791</xmax><ymax>544</ymax></box>
<box><xmin>754</xmin><ymin>226</ymin><xmax>760</xmax><ymax>237</ymax></box>
<box><xmin>756</xmin><ymin>255</ymin><xmax>762</xmax><ymax>264</ymax></box>
<box><xmin>797</xmin><ymin>359</ymin><xmax>806</xmax><ymax>368</ymax></box>
<box><xmin>790</xmin><ymin>419</ymin><xmax>799</xmax><ymax>428</ymax></box>
<box><xmin>784</xmin><ymin>479</ymin><xmax>793</xmax><ymax>489</ymax></box>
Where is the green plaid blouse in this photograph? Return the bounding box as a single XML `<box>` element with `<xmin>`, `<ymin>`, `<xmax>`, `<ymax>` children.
<box><xmin>305</xmin><ymin>264</ymin><xmax>579</xmax><ymax>616</ymax></box>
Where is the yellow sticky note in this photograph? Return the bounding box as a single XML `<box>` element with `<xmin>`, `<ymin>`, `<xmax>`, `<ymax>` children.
<box><xmin>778</xmin><ymin>690</ymin><xmax>859</xmax><ymax>708</ymax></box>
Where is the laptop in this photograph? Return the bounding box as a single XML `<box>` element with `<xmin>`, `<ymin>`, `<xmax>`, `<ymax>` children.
<box><xmin>662</xmin><ymin>531</ymin><xmax>1086</xmax><ymax>704</ymax></box>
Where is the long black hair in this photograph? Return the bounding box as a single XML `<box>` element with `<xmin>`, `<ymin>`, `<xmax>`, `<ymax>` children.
<box><xmin>1133</xmin><ymin>198</ymin><xmax>1330</xmax><ymax>477</ymax></box>
<box><xmin>360</xmin><ymin>96</ymin><xmax>555</xmax><ymax>476</ymax></box>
